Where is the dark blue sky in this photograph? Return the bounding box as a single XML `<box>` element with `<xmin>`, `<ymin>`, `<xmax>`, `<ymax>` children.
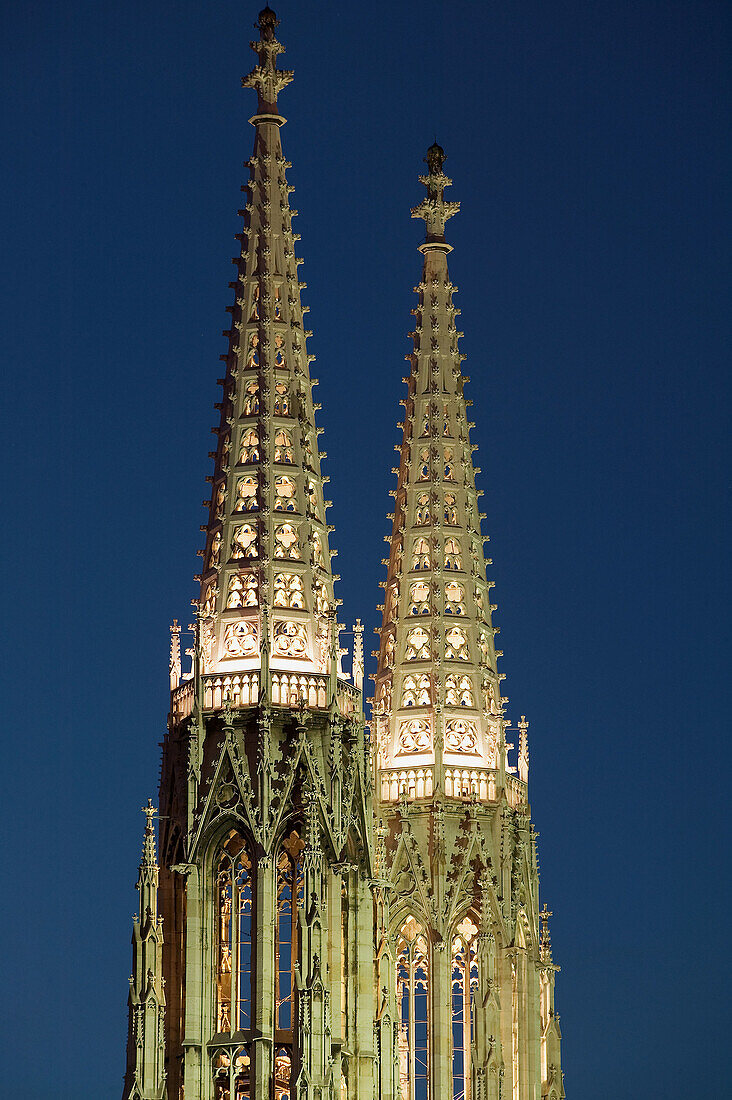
<box><xmin>1</xmin><ymin>1</ymin><xmax>729</xmax><ymax>1096</ymax></box>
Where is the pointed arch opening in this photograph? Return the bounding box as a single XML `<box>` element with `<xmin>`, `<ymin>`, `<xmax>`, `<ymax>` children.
<box><xmin>215</xmin><ymin>829</ymin><xmax>254</xmax><ymax>1035</ymax></box>
<box><xmin>276</xmin><ymin>829</ymin><xmax>305</xmax><ymax>1035</ymax></box>
<box><xmin>396</xmin><ymin>915</ymin><xmax>430</xmax><ymax>1100</ymax></box>
<box><xmin>451</xmin><ymin>914</ymin><xmax>479</xmax><ymax>1100</ymax></box>
<box><xmin>212</xmin><ymin>1045</ymin><xmax>251</xmax><ymax>1099</ymax></box>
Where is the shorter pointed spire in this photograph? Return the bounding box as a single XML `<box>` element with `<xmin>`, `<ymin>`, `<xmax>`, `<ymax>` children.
<box><xmin>375</xmin><ymin>145</ymin><xmax>504</xmax><ymax>805</ymax></box>
<box><xmin>353</xmin><ymin>619</ymin><xmax>364</xmax><ymax>692</ymax></box>
<box><xmin>540</xmin><ymin>903</ymin><xmax>554</xmax><ymax>964</ymax></box>
<box><xmin>411</xmin><ymin>142</ymin><xmax>461</xmax><ymax>252</ymax></box>
<box><xmin>141</xmin><ymin>799</ymin><xmax>157</xmax><ymax>867</ymax></box>
<box><xmin>123</xmin><ymin>803</ymin><xmax>166</xmax><ymax>1100</ymax></box>
<box><xmin>169</xmin><ymin>620</ymin><xmax>181</xmax><ymax>690</ymax></box>
<box><xmin>518</xmin><ymin>715</ymin><xmax>529</xmax><ymax>783</ymax></box>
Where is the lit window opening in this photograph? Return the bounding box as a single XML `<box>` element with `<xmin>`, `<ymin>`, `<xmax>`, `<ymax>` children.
<box><xmin>451</xmin><ymin>917</ymin><xmax>479</xmax><ymax>1100</ymax></box>
<box><xmin>397</xmin><ymin>916</ymin><xmax>430</xmax><ymax>1100</ymax></box>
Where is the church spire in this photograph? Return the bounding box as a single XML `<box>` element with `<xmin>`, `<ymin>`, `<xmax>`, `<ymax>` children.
<box><xmin>374</xmin><ymin>145</ymin><xmax>513</xmax><ymax>805</ymax></box>
<box><xmin>194</xmin><ymin>7</ymin><xmax>340</xmax><ymax>694</ymax></box>
<box><xmin>122</xmin><ymin>803</ymin><xmax>166</xmax><ymax>1100</ymax></box>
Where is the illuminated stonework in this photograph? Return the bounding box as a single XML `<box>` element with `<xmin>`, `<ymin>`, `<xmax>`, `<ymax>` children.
<box><xmin>122</xmin><ymin>11</ymin><xmax>563</xmax><ymax>1100</ymax></box>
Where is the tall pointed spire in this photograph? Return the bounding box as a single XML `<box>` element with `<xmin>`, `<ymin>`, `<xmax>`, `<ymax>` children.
<box><xmin>374</xmin><ymin>144</ymin><xmax>513</xmax><ymax>805</ymax></box>
<box><xmin>122</xmin><ymin>803</ymin><xmax>166</xmax><ymax>1100</ymax></box>
<box><xmin>195</xmin><ymin>6</ymin><xmax>340</xmax><ymax>693</ymax></box>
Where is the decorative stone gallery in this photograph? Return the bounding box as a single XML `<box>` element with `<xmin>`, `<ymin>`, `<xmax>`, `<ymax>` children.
<box><xmin>121</xmin><ymin>8</ymin><xmax>564</xmax><ymax>1100</ymax></box>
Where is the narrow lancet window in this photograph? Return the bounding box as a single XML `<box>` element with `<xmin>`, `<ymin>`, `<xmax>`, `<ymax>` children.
<box><xmin>451</xmin><ymin>916</ymin><xmax>479</xmax><ymax>1099</ymax></box>
<box><xmin>397</xmin><ymin>916</ymin><xmax>430</xmax><ymax>1100</ymax></box>
<box><xmin>215</xmin><ymin>830</ymin><xmax>254</xmax><ymax>1034</ymax></box>
<box><xmin>276</xmin><ymin>831</ymin><xmax>305</xmax><ymax>1034</ymax></box>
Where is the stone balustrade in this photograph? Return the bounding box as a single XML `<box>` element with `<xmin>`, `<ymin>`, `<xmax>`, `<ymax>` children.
<box><xmin>378</xmin><ymin>764</ymin><xmax>528</xmax><ymax>807</ymax></box>
<box><xmin>171</xmin><ymin>670</ymin><xmax>359</xmax><ymax>719</ymax></box>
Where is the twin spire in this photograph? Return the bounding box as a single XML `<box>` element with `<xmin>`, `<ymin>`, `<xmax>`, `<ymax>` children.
<box><xmin>189</xmin><ymin>6</ymin><xmax>340</xmax><ymax>693</ymax></box>
<box><xmin>175</xmin><ymin>8</ymin><xmax>524</xmax><ymax>795</ymax></box>
<box><xmin>374</xmin><ymin>141</ymin><xmax>518</xmax><ymax>804</ymax></box>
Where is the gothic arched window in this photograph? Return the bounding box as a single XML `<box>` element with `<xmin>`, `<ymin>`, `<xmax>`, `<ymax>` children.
<box><xmin>245</xmin><ymin>332</ymin><xmax>259</xmax><ymax>369</ymax></box>
<box><xmin>409</xmin><ymin>580</ymin><xmax>430</xmax><ymax>616</ymax></box>
<box><xmin>276</xmin><ymin>831</ymin><xmax>305</xmax><ymax>1034</ymax></box>
<box><xmin>444</xmin><ymin>581</ymin><xmax>466</xmax><ymax>616</ymax></box>
<box><xmin>212</xmin><ymin>1046</ymin><xmax>251</xmax><ymax>1100</ymax></box>
<box><xmin>273</xmin><ymin>572</ymin><xmax>305</xmax><ymax>609</ymax></box>
<box><xmin>274</xmin><ymin>1047</ymin><xmax>291</xmax><ymax>1100</ymax></box>
<box><xmin>274</xmin><ymin>382</ymin><xmax>291</xmax><ymax>416</ymax></box>
<box><xmin>234</xmin><ymin>475</ymin><xmax>258</xmax><ymax>513</ymax></box>
<box><xmin>405</xmin><ymin>626</ymin><xmax>431</xmax><ymax>662</ymax></box>
<box><xmin>444</xmin><ymin>538</ymin><xmax>462</xmax><ymax>571</ymax></box>
<box><xmin>249</xmin><ymin>284</ymin><xmax>260</xmax><ymax>322</ymax></box>
<box><xmin>451</xmin><ymin>916</ymin><xmax>479</xmax><ymax>1099</ymax></box>
<box><xmin>411</xmin><ymin>537</ymin><xmax>431</xmax><ymax>571</ymax></box>
<box><xmin>239</xmin><ymin>428</ymin><xmax>260</xmax><ymax>465</ymax></box>
<box><xmin>274</xmin><ymin>475</ymin><xmax>297</xmax><ymax>512</ymax></box>
<box><xmin>215</xmin><ymin>830</ymin><xmax>254</xmax><ymax>1035</ymax></box>
<box><xmin>243</xmin><ymin>379</ymin><xmax>259</xmax><ymax>416</ymax></box>
<box><xmin>274</xmin><ymin>428</ymin><xmax>294</xmax><ymax>464</ymax></box>
<box><xmin>274</xmin><ymin>334</ymin><xmax>286</xmax><ymax>367</ymax></box>
<box><xmin>397</xmin><ymin>916</ymin><xmax>430</xmax><ymax>1100</ymax></box>
<box><xmin>415</xmin><ymin>493</ymin><xmax>431</xmax><ymax>525</ymax></box>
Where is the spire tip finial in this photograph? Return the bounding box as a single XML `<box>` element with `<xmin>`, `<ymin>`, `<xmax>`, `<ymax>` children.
<box><xmin>426</xmin><ymin>141</ymin><xmax>446</xmax><ymax>174</ymax></box>
<box><xmin>244</xmin><ymin>3</ymin><xmax>293</xmax><ymax>113</ymax></box>
<box><xmin>411</xmin><ymin>141</ymin><xmax>460</xmax><ymax>251</ymax></box>
<box><xmin>257</xmin><ymin>5</ymin><xmax>279</xmax><ymax>38</ymax></box>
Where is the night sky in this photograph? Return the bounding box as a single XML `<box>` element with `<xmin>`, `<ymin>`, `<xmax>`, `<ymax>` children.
<box><xmin>1</xmin><ymin>2</ymin><xmax>729</xmax><ymax>1096</ymax></box>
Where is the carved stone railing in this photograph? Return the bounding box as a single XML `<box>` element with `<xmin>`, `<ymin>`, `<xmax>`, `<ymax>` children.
<box><xmin>505</xmin><ymin>773</ymin><xmax>528</xmax><ymax>809</ymax></box>
<box><xmin>171</xmin><ymin>678</ymin><xmax>195</xmax><ymax>720</ymax></box>
<box><xmin>271</xmin><ymin>671</ymin><xmax>326</xmax><ymax>708</ymax></box>
<box><xmin>171</xmin><ymin>671</ymin><xmax>359</xmax><ymax>720</ymax></box>
<box><xmin>205</xmin><ymin>673</ymin><xmax>260</xmax><ymax>710</ymax></box>
<box><xmin>380</xmin><ymin>766</ymin><xmax>435</xmax><ymax>802</ymax></box>
<box><xmin>336</xmin><ymin>680</ymin><xmax>360</xmax><ymax>715</ymax></box>
<box><xmin>378</xmin><ymin>765</ymin><xmax>527</xmax><ymax>807</ymax></box>
<box><xmin>445</xmin><ymin>766</ymin><xmax>498</xmax><ymax>802</ymax></box>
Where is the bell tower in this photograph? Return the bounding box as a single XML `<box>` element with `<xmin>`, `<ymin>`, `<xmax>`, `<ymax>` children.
<box><xmin>121</xmin><ymin>11</ymin><xmax>564</xmax><ymax>1100</ymax></box>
